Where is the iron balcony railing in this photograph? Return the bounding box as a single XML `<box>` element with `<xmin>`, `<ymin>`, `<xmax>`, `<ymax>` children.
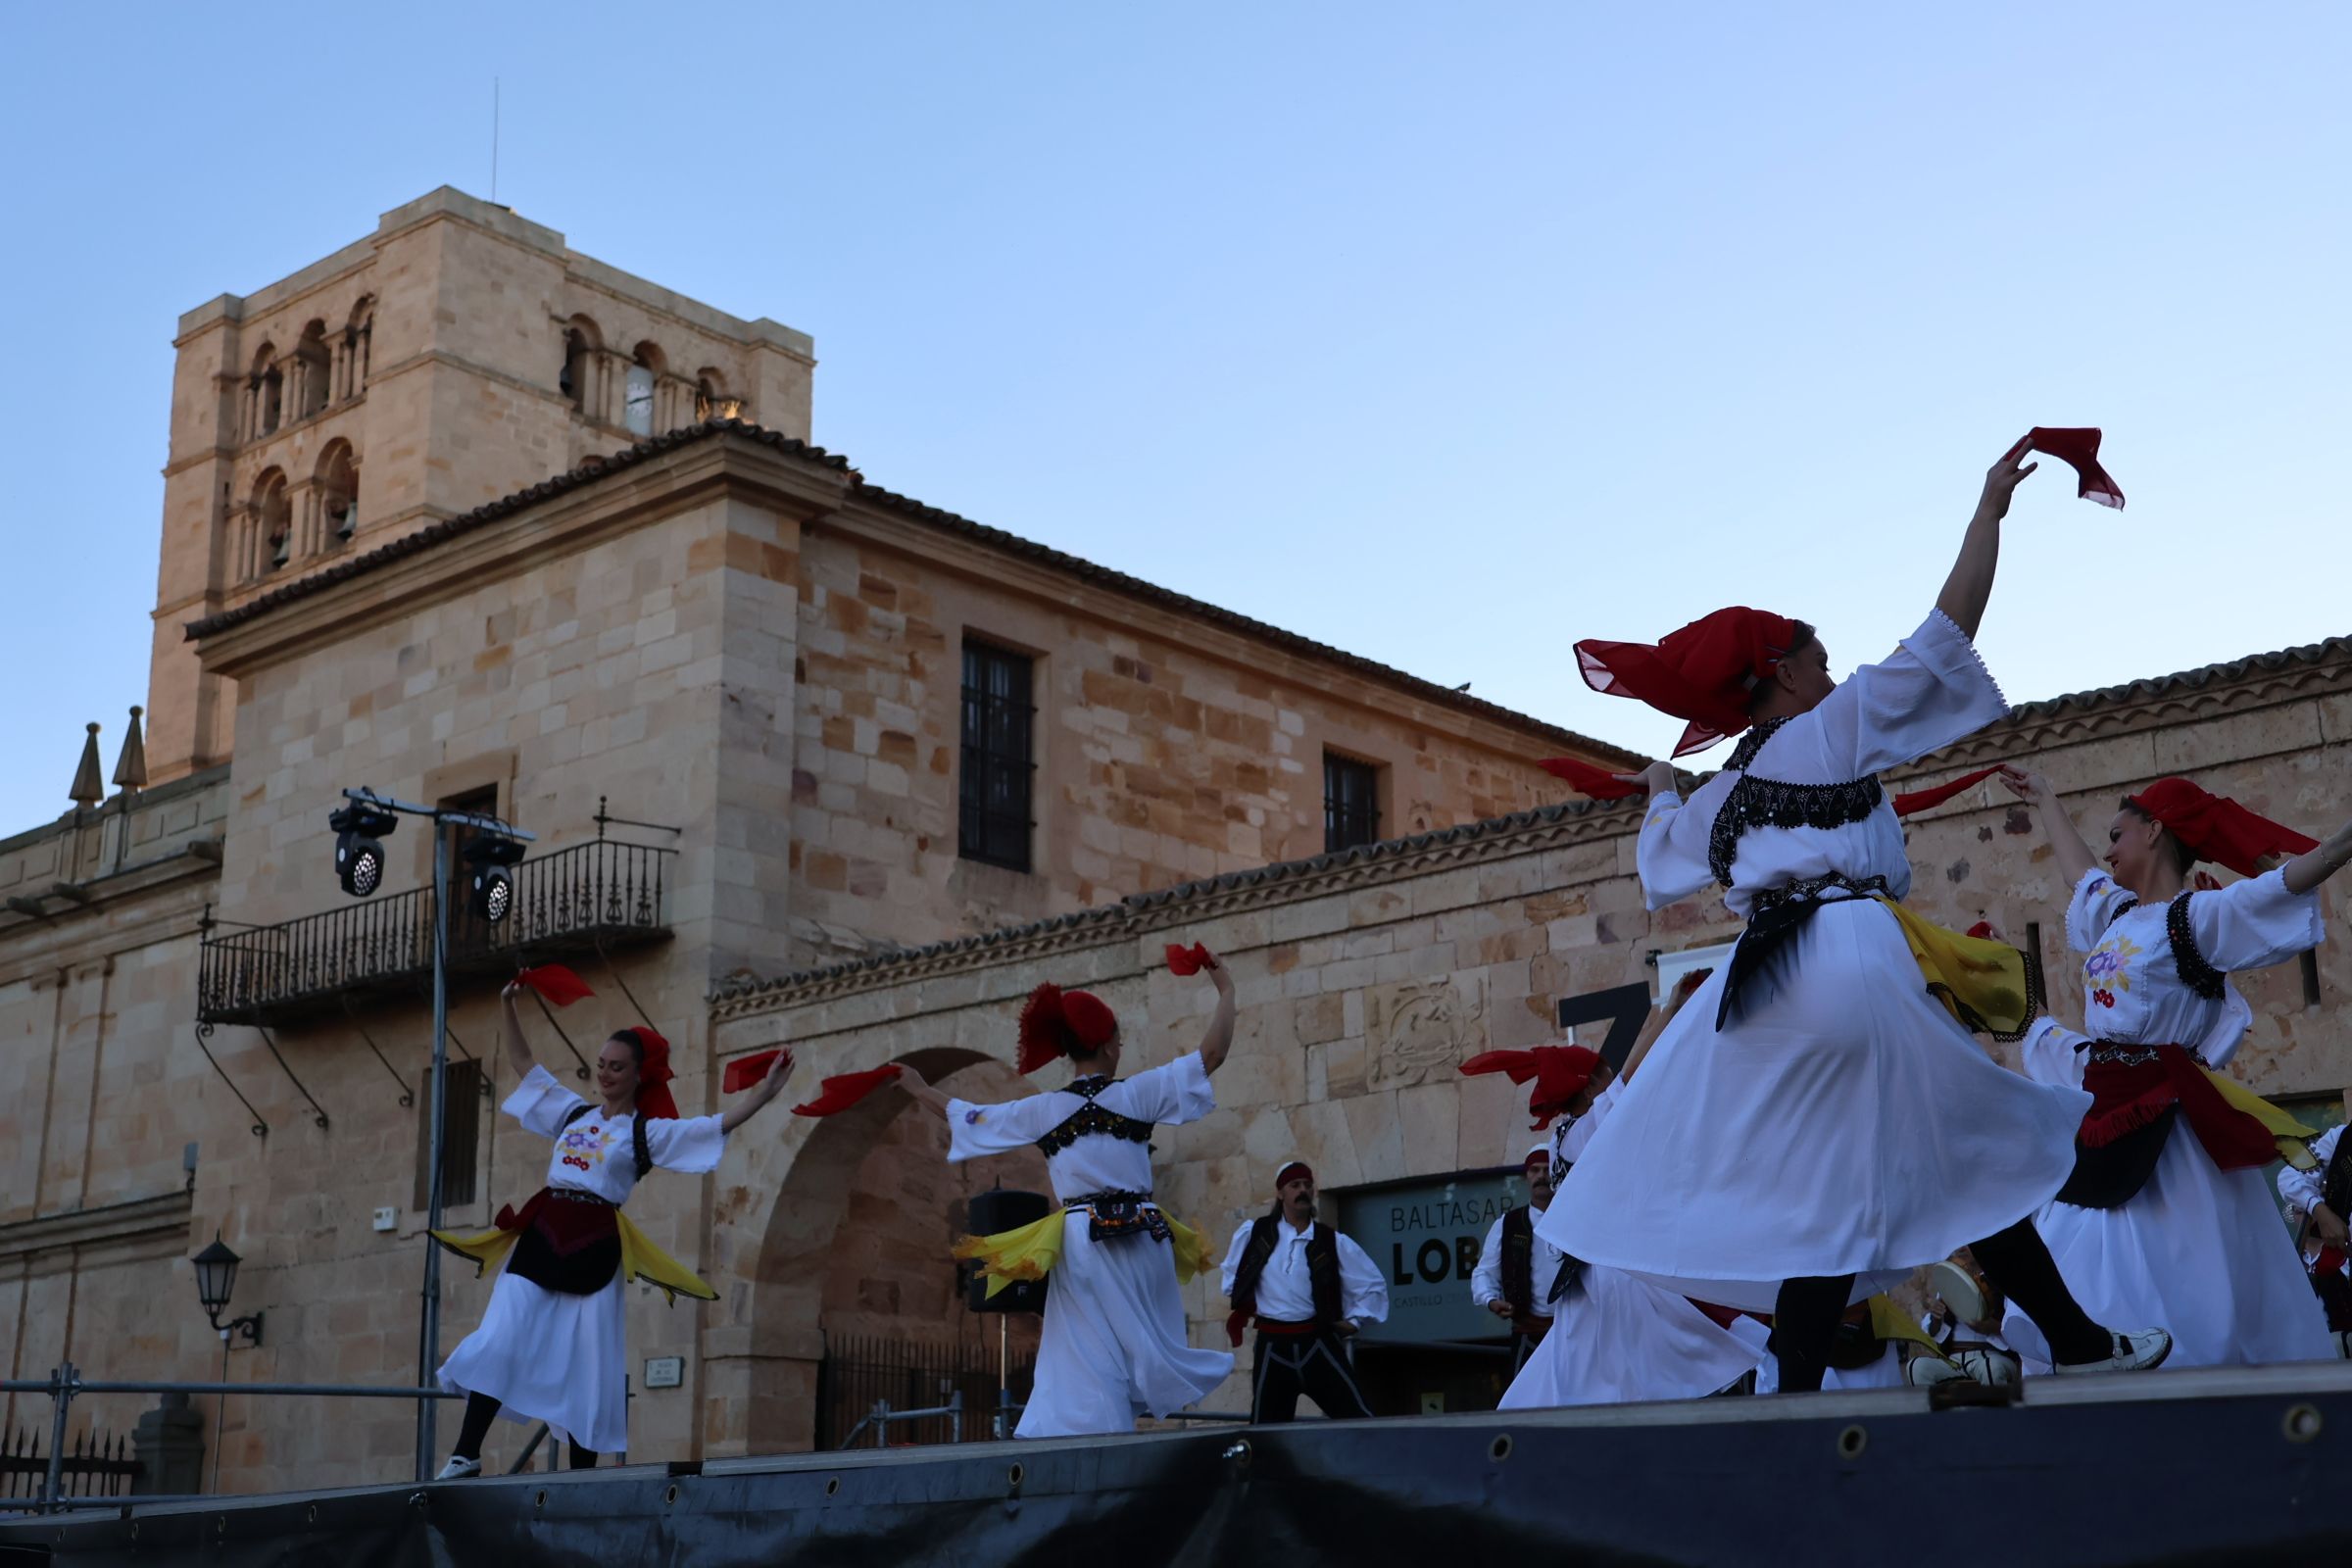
<box><xmin>197</xmin><ymin>839</ymin><xmax>672</xmax><ymax>1026</ymax></box>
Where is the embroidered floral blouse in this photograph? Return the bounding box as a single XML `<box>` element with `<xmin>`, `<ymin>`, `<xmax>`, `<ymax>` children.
<box><xmin>2059</xmin><ymin>866</ymin><xmax>2324</xmax><ymax>1067</ymax></box>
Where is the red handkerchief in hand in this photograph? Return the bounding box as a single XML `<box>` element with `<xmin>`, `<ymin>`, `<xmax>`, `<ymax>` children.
<box><xmin>516</xmin><ymin>963</ymin><xmax>596</xmax><ymax>1007</ymax></box>
<box><xmin>1165</xmin><ymin>943</ymin><xmax>1216</xmax><ymax>976</ymax></box>
<box><xmin>722</xmin><ymin>1048</ymin><xmax>793</xmax><ymax>1095</ymax></box>
<box><xmin>1537</xmin><ymin>758</ymin><xmax>1640</xmax><ymax>802</ymax></box>
<box><xmin>2023</xmin><ymin>427</ymin><xmax>2125</xmax><ymax>509</ymax></box>
<box><xmin>792</xmin><ymin>1063</ymin><xmax>904</xmax><ymax>1118</ymax></box>
<box><xmin>1892</xmin><ymin>764</ymin><xmax>2003</xmax><ymax>817</ymax></box>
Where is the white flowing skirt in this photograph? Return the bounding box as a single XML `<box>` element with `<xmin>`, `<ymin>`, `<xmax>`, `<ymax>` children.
<box><xmin>1544</xmin><ymin>901</ymin><xmax>2090</xmax><ymax>1311</ymax></box>
<box><xmin>1017</xmin><ymin>1218</ymin><xmax>1233</xmax><ymax>1440</ymax></box>
<box><xmin>2002</xmin><ymin>1125</ymin><xmax>2335</xmax><ymax>1369</ymax></box>
<box><xmin>438</xmin><ymin>1269</ymin><xmax>628</xmax><ymax>1454</ymax></box>
<box><xmin>1499</xmin><ymin>1265</ymin><xmax>1760</xmax><ymax>1408</ymax></box>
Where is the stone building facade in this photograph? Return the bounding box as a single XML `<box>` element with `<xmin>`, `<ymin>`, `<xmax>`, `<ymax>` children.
<box><xmin>0</xmin><ymin>189</ymin><xmax>1642</xmax><ymax>1492</ymax></box>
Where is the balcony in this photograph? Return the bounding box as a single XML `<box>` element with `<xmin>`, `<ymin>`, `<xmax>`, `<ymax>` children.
<box><xmin>198</xmin><ymin>839</ymin><xmax>673</xmax><ymax>1027</ymax></box>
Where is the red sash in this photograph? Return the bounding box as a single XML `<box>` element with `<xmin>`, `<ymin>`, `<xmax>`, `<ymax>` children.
<box><xmin>2078</xmin><ymin>1047</ymin><xmax>2277</xmax><ymax>1170</ymax></box>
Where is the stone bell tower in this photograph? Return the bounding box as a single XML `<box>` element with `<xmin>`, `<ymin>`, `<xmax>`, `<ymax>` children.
<box><xmin>143</xmin><ymin>187</ymin><xmax>817</xmax><ymax>784</ymax></box>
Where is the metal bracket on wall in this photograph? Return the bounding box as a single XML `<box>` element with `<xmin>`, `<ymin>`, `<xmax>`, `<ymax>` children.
<box><xmin>340</xmin><ymin>994</ymin><xmax>415</xmax><ymax>1107</ymax></box>
<box><xmin>191</xmin><ymin>1021</ymin><xmax>269</xmax><ymax>1139</ymax></box>
<box><xmin>594</xmin><ymin>796</ymin><xmax>684</xmax><ymax>841</ymax></box>
<box><xmin>439</xmin><ymin>1022</ymin><xmax>497</xmax><ymax>1098</ymax></box>
<box><xmin>528</xmin><ymin>987</ymin><xmax>595</xmax><ymax>1081</ymax></box>
<box><xmin>252</xmin><ymin>1025</ymin><xmax>330</xmax><ymax>1130</ymax></box>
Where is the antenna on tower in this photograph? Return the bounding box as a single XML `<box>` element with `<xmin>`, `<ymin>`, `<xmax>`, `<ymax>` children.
<box><xmin>491</xmin><ymin>77</ymin><xmax>501</xmax><ymax>204</ymax></box>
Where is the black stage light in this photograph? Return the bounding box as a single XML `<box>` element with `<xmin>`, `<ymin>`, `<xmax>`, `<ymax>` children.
<box><xmin>464</xmin><ymin>832</ymin><xmax>526</xmax><ymax>924</ymax></box>
<box><xmin>328</xmin><ymin>804</ymin><xmax>400</xmax><ymax>897</ymax></box>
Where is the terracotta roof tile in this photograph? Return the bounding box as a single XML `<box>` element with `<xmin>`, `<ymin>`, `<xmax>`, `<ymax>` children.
<box><xmin>183</xmin><ymin>420</ymin><xmax>1642</xmax><ymax>766</ymax></box>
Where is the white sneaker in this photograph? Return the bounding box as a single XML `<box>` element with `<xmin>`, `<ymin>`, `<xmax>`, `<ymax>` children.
<box><xmin>2054</xmin><ymin>1328</ymin><xmax>2171</xmax><ymax>1374</ymax></box>
<box><xmin>434</xmin><ymin>1455</ymin><xmax>482</xmax><ymax>1481</ymax></box>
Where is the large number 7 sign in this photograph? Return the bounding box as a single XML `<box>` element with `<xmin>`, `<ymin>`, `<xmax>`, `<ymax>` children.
<box><xmin>1555</xmin><ymin>984</ymin><xmax>1652</xmax><ymax>1072</ymax></box>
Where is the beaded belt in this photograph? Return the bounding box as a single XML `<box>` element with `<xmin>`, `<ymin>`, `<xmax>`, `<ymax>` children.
<box><xmin>1718</xmin><ymin>874</ymin><xmax>1893</xmax><ymax>1027</ymax></box>
<box><xmin>548</xmin><ymin>1187</ymin><xmax>617</xmax><ymax>1206</ymax></box>
<box><xmin>1745</xmin><ymin>871</ymin><xmax>1891</xmax><ymax>921</ymax></box>
<box><xmin>2085</xmin><ymin>1044</ymin><xmax>2203</xmax><ymax>1068</ymax></box>
<box><xmin>1064</xmin><ymin>1190</ymin><xmax>1169</xmax><ymax>1246</ymax></box>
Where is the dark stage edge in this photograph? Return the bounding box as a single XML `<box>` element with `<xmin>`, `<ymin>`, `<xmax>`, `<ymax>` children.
<box><xmin>6</xmin><ymin>1362</ymin><xmax>2350</xmax><ymax>1567</ymax></box>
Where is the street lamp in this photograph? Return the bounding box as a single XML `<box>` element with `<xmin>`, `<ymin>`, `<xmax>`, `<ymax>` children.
<box><xmin>190</xmin><ymin>1235</ymin><xmax>264</xmax><ymax>1348</ymax></box>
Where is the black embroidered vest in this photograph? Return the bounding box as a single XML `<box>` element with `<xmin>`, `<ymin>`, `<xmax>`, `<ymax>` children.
<box><xmin>1707</xmin><ymin>717</ymin><xmax>1886</xmax><ymax>890</ymax></box>
<box><xmin>1228</xmin><ymin>1213</ymin><xmax>1344</xmax><ymax>1328</ymax></box>
<box><xmin>2324</xmin><ymin>1126</ymin><xmax>2352</xmax><ymax>1221</ymax></box>
<box><xmin>1035</xmin><ymin>1075</ymin><xmax>1156</xmax><ymax>1156</ymax></box>
<box><xmin>1499</xmin><ymin>1204</ymin><xmax>1537</xmax><ymax>1318</ymax></box>
<box><xmin>2164</xmin><ymin>891</ymin><xmax>2227</xmax><ymax>1001</ymax></box>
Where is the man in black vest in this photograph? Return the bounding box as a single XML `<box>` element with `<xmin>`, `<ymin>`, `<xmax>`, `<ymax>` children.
<box><xmin>1219</xmin><ymin>1160</ymin><xmax>1388</xmax><ymax>1422</ymax></box>
<box><xmin>1472</xmin><ymin>1147</ymin><xmax>1568</xmax><ymax>1373</ymax></box>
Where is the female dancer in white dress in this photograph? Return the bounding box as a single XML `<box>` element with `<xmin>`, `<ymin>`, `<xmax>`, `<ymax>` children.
<box><xmin>1498</xmin><ymin>972</ymin><xmax>1764</xmax><ymax>1407</ymax></box>
<box><xmin>434</xmin><ymin>981</ymin><xmax>793</xmax><ymax>1475</ymax></box>
<box><xmin>897</xmin><ymin>955</ymin><xmax>1239</xmax><ymax>1438</ymax></box>
<box><xmin>1544</xmin><ymin>442</ymin><xmax>2169</xmax><ymax>1391</ymax></box>
<box><xmin>1997</xmin><ymin>769</ymin><xmax>2348</xmax><ymax>1367</ymax></box>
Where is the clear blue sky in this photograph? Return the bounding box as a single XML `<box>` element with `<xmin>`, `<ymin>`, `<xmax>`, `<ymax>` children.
<box><xmin>5</xmin><ymin>3</ymin><xmax>2348</xmax><ymax>836</ymax></box>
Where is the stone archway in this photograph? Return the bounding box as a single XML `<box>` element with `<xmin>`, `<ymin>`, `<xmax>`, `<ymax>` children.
<box><xmin>741</xmin><ymin>1045</ymin><xmax>1047</xmax><ymax>1453</ymax></box>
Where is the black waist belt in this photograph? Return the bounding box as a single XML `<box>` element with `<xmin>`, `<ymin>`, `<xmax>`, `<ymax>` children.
<box><xmin>1064</xmin><ymin>1190</ymin><xmax>1170</xmax><ymax>1246</ymax></box>
<box><xmin>1716</xmin><ymin>873</ymin><xmax>1892</xmax><ymax>1029</ymax></box>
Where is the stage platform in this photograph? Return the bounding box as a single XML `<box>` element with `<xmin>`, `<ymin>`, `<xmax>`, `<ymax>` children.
<box><xmin>6</xmin><ymin>1361</ymin><xmax>2349</xmax><ymax>1566</ymax></box>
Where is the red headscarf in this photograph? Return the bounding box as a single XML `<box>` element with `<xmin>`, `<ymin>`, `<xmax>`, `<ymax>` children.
<box><xmin>1275</xmin><ymin>1160</ymin><xmax>1314</xmax><ymax>1191</ymax></box>
<box><xmin>1575</xmin><ymin>608</ymin><xmax>1800</xmax><ymax>758</ymax></box>
<box><xmin>1016</xmin><ymin>983</ymin><xmax>1119</xmax><ymax>1075</ymax></box>
<box><xmin>620</xmin><ymin>1026</ymin><xmax>678</xmax><ymax>1120</ymax></box>
<box><xmin>1461</xmin><ymin>1045</ymin><xmax>1605</xmax><ymax>1130</ymax></box>
<box><xmin>2128</xmin><ymin>778</ymin><xmax>2316</xmax><ymax>880</ymax></box>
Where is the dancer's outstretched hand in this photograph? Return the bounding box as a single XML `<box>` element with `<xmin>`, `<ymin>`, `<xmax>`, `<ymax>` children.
<box><xmin>1979</xmin><ymin>439</ymin><xmax>2039</xmax><ymax>521</ymax></box>
<box><xmin>1997</xmin><ymin>765</ymin><xmax>2055</xmax><ymax>806</ymax></box>
<box><xmin>1613</xmin><ymin>760</ymin><xmax>1678</xmax><ymax>798</ymax></box>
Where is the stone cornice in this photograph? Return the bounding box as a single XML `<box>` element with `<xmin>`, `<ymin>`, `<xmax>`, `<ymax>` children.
<box><xmin>1898</xmin><ymin>637</ymin><xmax>2352</xmax><ymax>778</ymax></box>
<box><xmin>0</xmin><ymin>1189</ymin><xmax>195</xmax><ymax>1263</ymax></box>
<box><xmin>710</xmin><ymin>797</ymin><xmax>1641</xmax><ymax>1020</ymax></box>
<box><xmin>193</xmin><ymin>437</ymin><xmax>852</xmax><ymax>677</ymax></box>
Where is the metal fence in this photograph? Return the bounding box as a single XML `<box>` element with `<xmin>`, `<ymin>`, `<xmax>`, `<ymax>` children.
<box><xmin>816</xmin><ymin>1337</ymin><xmax>1035</xmax><ymax>1449</ymax></box>
<box><xmin>0</xmin><ymin>1362</ymin><xmax>462</xmax><ymax>1514</ymax></box>
<box><xmin>0</xmin><ymin>1422</ymin><xmax>138</xmax><ymax>1504</ymax></box>
<box><xmin>197</xmin><ymin>838</ymin><xmax>673</xmax><ymax>1025</ymax></box>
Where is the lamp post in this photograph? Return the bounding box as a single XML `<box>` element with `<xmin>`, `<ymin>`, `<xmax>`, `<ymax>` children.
<box><xmin>191</xmin><ymin>1235</ymin><xmax>265</xmax><ymax>1348</ymax></box>
<box><xmin>190</xmin><ymin>1233</ymin><xmax>262</xmax><ymax>1494</ymax></box>
<box><xmin>328</xmin><ymin>788</ymin><xmax>531</xmax><ymax>1480</ymax></box>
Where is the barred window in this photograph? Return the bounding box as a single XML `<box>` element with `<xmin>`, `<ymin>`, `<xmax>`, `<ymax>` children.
<box><xmin>1324</xmin><ymin>752</ymin><xmax>1381</xmax><ymax>853</ymax></box>
<box><xmin>413</xmin><ymin>1057</ymin><xmax>482</xmax><ymax>1210</ymax></box>
<box><xmin>959</xmin><ymin>640</ymin><xmax>1035</xmax><ymax>871</ymax></box>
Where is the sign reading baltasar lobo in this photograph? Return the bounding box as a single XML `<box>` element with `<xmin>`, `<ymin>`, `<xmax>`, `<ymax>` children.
<box><xmin>1334</xmin><ymin>1170</ymin><xmax>1530</xmax><ymax>1344</ymax></box>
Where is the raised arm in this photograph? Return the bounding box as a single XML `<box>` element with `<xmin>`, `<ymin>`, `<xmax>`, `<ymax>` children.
<box><xmin>1936</xmin><ymin>441</ymin><xmax>2037</xmax><ymax>640</ymax></box>
<box><xmin>717</xmin><ymin>1050</ymin><xmax>794</xmax><ymax>1134</ymax></box>
<box><xmin>498</xmin><ymin>980</ymin><xmax>538</xmax><ymax>1078</ymax></box>
<box><xmin>1194</xmin><ymin>951</ymin><xmax>1239</xmax><ymax>1075</ymax></box>
<box><xmin>2280</xmin><ymin>816</ymin><xmax>2352</xmax><ymax>897</ymax></box>
<box><xmin>1999</xmin><ymin>768</ymin><xmax>2100</xmax><ymax>887</ymax></box>
<box><xmin>895</xmin><ymin>1065</ymin><xmax>954</xmax><ymax>1122</ymax></box>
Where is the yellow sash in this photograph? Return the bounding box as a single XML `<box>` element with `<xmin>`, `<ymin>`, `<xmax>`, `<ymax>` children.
<box><xmin>431</xmin><ymin>1206</ymin><xmax>716</xmax><ymax>1305</ymax></box>
<box><xmin>953</xmin><ymin>1207</ymin><xmax>1216</xmax><ymax>1300</ymax></box>
<box><xmin>1866</xmin><ymin>1294</ymin><xmax>1951</xmax><ymax>1364</ymax></box>
<box><xmin>1875</xmin><ymin>898</ymin><xmax>2036</xmax><ymax>1039</ymax></box>
<box><xmin>2200</xmin><ymin>1071</ymin><xmax>2320</xmax><ymax>1170</ymax></box>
